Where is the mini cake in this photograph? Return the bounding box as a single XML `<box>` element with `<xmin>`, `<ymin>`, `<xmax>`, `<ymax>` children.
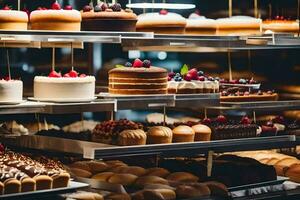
<box><xmin>147</xmin><ymin>126</ymin><xmax>173</xmax><ymax>144</ymax></box>
<box><xmin>0</xmin><ymin>79</ymin><xmax>23</xmax><ymax>102</ymax></box>
<box><xmin>167</xmin><ymin>67</ymin><xmax>219</xmax><ymax>94</ymax></box>
<box><xmin>172</xmin><ymin>125</ymin><xmax>195</xmax><ymax>143</ymax></box>
<box><xmin>81</xmin><ymin>2</ymin><xmax>137</xmax><ymax>31</ymax></box>
<box><xmin>34</xmin><ymin>70</ymin><xmax>95</xmax><ymax>101</ymax></box>
<box><xmin>136</xmin><ymin>10</ymin><xmax>187</xmax><ymax>34</ymax></box>
<box><xmin>0</xmin><ymin>6</ymin><xmax>28</xmax><ymax>30</ymax></box>
<box><xmin>263</xmin><ymin>17</ymin><xmax>299</xmax><ymax>33</ymax></box>
<box><xmin>185</xmin><ymin>13</ymin><xmax>217</xmax><ymax>35</ymax></box>
<box><xmin>216</xmin><ymin>16</ymin><xmax>262</xmax><ymax>36</ymax></box>
<box><xmin>192</xmin><ymin>124</ymin><xmax>211</xmax><ymax>141</ymax></box>
<box><xmin>109</xmin><ymin>59</ymin><xmax>168</xmax><ymax>95</ymax></box>
<box><xmin>30</xmin><ymin>1</ymin><xmax>81</xmax><ymax>31</ymax></box>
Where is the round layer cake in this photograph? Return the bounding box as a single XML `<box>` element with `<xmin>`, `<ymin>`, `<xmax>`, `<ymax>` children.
<box><xmin>216</xmin><ymin>16</ymin><xmax>262</xmax><ymax>36</ymax></box>
<box><xmin>81</xmin><ymin>3</ymin><xmax>137</xmax><ymax>31</ymax></box>
<box><xmin>0</xmin><ymin>9</ymin><xmax>28</xmax><ymax>30</ymax></box>
<box><xmin>109</xmin><ymin>59</ymin><xmax>168</xmax><ymax>95</ymax></box>
<box><xmin>30</xmin><ymin>6</ymin><xmax>81</xmax><ymax>31</ymax></box>
<box><xmin>185</xmin><ymin>14</ymin><xmax>217</xmax><ymax>35</ymax></box>
<box><xmin>263</xmin><ymin>19</ymin><xmax>299</xmax><ymax>33</ymax></box>
<box><xmin>34</xmin><ymin>74</ymin><xmax>95</xmax><ymax>101</ymax></box>
<box><xmin>0</xmin><ymin>80</ymin><xmax>23</xmax><ymax>102</ymax></box>
<box><xmin>136</xmin><ymin>11</ymin><xmax>187</xmax><ymax>34</ymax></box>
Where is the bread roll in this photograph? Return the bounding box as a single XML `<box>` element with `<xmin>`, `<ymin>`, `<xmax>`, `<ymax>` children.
<box><xmin>135</xmin><ymin>176</ymin><xmax>169</xmax><ymax>188</ymax></box>
<box><xmin>153</xmin><ymin>189</ymin><xmax>176</xmax><ymax>200</ymax></box>
<box><xmin>172</xmin><ymin>126</ymin><xmax>195</xmax><ymax>143</ymax></box>
<box><xmin>118</xmin><ymin>129</ymin><xmax>147</xmax><ymax>146</ymax></box>
<box><xmin>87</xmin><ymin>161</ymin><xmax>108</xmax><ymax>174</ymax></box>
<box><xmin>145</xmin><ymin>167</ymin><xmax>170</xmax><ymax>178</ymax></box>
<box><xmin>52</xmin><ymin>172</ymin><xmax>70</xmax><ymax>188</ymax></box>
<box><xmin>119</xmin><ymin>166</ymin><xmax>146</xmax><ymax>177</ymax></box>
<box><xmin>132</xmin><ymin>190</ymin><xmax>164</xmax><ymax>200</ymax></box>
<box><xmin>285</xmin><ymin>164</ymin><xmax>300</xmax><ymax>183</ymax></box>
<box><xmin>167</xmin><ymin>172</ymin><xmax>199</xmax><ymax>183</ymax></box>
<box><xmin>275</xmin><ymin>158</ymin><xmax>300</xmax><ymax>167</ymax></box>
<box><xmin>70</xmin><ymin>161</ymin><xmax>91</xmax><ymax>172</ymax></box>
<box><xmin>176</xmin><ymin>184</ymin><xmax>210</xmax><ymax>198</ymax></box>
<box><xmin>266</xmin><ymin>158</ymin><xmax>280</xmax><ymax>165</ymax></box>
<box><xmin>21</xmin><ymin>177</ymin><xmax>36</xmax><ymax>192</ymax></box>
<box><xmin>4</xmin><ymin>179</ymin><xmax>21</xmax><ymax>194</ymax></box>
<box><xmin>105</xmin><ymin>193</ymin><xmax>131</xmax><ymax>200</ymax></box>
<box><xmin>108</xmin><ymin>166</ymin><xmax>128</xmax><ymax>173</ymax></box>
<box><xmin>147</xmin><ymin>126</ymin><xmax>173</xmax><ymax>144</ymax></box>
<box><xmin>192</xmin><ymin>124</ymin><xmax>211</xmax><ymax>141</ymax></box>
<box><xmin>108</xmin><ymin>174</ymin><xmax>138</xmax><ymax>186</ymax></box>
<box><xmin>105</xmin><ymin>160</ymin><xmax>128</xmax><ymax>168</ymax></box>
<box><xmin>68</xmin><ymin>191</ymin><xmax>104</xmax><ymax>200</ymax></box>
<box><xmin>34</xmin><ymin>175</ymin><xmax>53</xmax><ymax>190</ymax></box>
<box><xmin>144</xmin><ymin>183</ymin><xmax>175</xmax><ymax>190</ymax></box>
<box><xmin>203</xmin><ymin>181</ymin><xmax>228</xmax><ymax>197</ymax></box>
<box><xmin>92</xmin><ymin>172</ymin><xmax>114</xmax><ymax>182</ymax></box>
<box><xmin>70</xmin><ymin>168</ymin><xmax>92</xmax><ymax>178</ymax></box>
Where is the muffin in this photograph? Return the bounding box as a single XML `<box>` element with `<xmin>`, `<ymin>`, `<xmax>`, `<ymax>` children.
<box><xmin>117</xmin><ymin>129</ymin><xmax>147</xmax><ymax>146</ymax></box>
<box><xmin>172</xmin><ymin>126</ymin><xmax>195</xmax><ymax>143</ymax></box>
<box><xmin>192</xmin><ymin>124</ymin><xmax>211</xmax><ymax>141</ymax></box>
<box><xmin>147</xmin><ymin>126</ymin><xmax>173</xmax><ymax>144</ymax></box>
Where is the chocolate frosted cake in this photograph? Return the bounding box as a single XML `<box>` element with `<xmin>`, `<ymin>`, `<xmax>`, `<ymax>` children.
<box><xmin>109</xmin><ymin>59</ymin><xmax>168</xmax><ymax>95</ymax></box>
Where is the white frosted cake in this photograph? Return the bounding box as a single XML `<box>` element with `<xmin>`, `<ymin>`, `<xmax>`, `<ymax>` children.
<box><xmin>34</xmin><ymin>76</ymin><xmax>95</xmax><ymax>101</ymax></box>
<box><xmin>186</xmin><ymin>15</ymin><xmax>217</xmax><ymax>35</ymax></box>
<box><xmin>0</xmin><ymin>80</ymin><xmax>23</xmax><ymax>102</ymax></box>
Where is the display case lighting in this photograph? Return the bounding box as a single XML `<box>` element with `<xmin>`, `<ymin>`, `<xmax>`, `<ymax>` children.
<box><xmin>126</xmin><ymin>3</ymin><xmax>195</xmax><ymax>10</ymax></box>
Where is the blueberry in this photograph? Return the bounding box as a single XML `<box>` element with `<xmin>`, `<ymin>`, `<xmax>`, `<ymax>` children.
<box><xmin>125</xmin><ymin>62</ymin><xmax>132</xmax><ymax>67</ymax></box>
<box><xmin>175</xmin><ymin>73</ymin><xmax>181</xmax><ymax>77</ymax></box>
<box><xmin>198</xmin><ymin>71</ymin><xmax>204</xmax><ymax>76</ymax></box>
<box><xmin>239</xmin><ymin>78</ymin><xmax>247</xmax><ymax>84</ymax></box>
<box><xmin>178</xmin><ymin>77</ymin><xmax>182</xmax><ymax>81</ymax></box>
<box><xmin>94</xmin><ymin>5</ymin><xmax>102</xmax><ymax>12</ymax></box>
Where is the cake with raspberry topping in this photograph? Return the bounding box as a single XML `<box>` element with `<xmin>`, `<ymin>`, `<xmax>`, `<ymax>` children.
<box><xmin>0</xmin><ymin>79</ymin><xmax>23</xmax><ymax>103</ymax></box>
<box><xmin>81</xmin><ymin>2</ymin><xmax>137</xmax><ymax>31</ymax></box>
<box><xmin>263</xmin><ymin>16</ymin><xmax>299</xmax><ymax>33</ymax></box>
<box><xmin>34</xmin><ymin>70</ymin><xmax>95</xmax><ymax>101</ymax></box>
<box><xmin>0</xmin><ymin>5</ymin><xmax>28</xmax><ymax>30</ymax></box>
<box><xmin>136</xmin><ymin>10</ymin><xmax>187</xmax><ymax>34</ymax></box>
<box><xmin>108</xmin><ymin>59</ymin><xmax>168</xmax><ymax>95</ymax></box>
<box><xmin>30</xmin><ymin>1</ymin><xmax>81</xmax><ymax>31</ymax></box>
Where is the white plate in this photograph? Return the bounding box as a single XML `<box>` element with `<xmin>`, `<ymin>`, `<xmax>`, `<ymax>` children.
<box><xmin>28</xmin><ymin>97</ymin><xmax>97</xmax><ymax>103</ymax></box>
<box><xmin>0</xmin><ymin>100</ymin><xmax>26</xmax><ymax>105</ymax></box>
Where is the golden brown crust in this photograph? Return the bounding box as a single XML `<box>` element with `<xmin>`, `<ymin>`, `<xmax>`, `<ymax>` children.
<box><xmin>135</xmin><ymin>176</ymin><xmax>169</xmax><ymax>188</ymax></box>
<box><xmin>119</xmin><ymin>166</ymin><xmax>147</xmax><ymax>177</ymax></box>
<box><xmin>70</xmin><ymin>167</ymin><xmax>92</xmax><ymax>178</ymax></box>
<box><xmin>172</xmin><ymin>126</ymin><xmax>195</xmax><ymax>143</ymax></box>
<box><xmin>192</xmin><ymin>124</ymin><xmax>211</xmax><ymax>141</ymax></box>
<box><xmin>81</xmin><ymin>10</ymin><xmax>137</xmax><ymax>20</ymax></box>
<box><xmin>91</xmin><ymin>172</ymin><xmax>114</xmax><ymax>181</ymax></box>
<box><xmin>167</xmin><ymin>172</ymin><xmax>199</xmax><ymax>183</ymax></box>
<box><xmin>52</xmin><ymin>173</ymin><xmax>70</xmax><ymax>188</ymax></box>
<box><xmin>147</xmin><ymin>126</ymin><xmax>173</xmax><ymax>144</ymax></box>
<box><xmin>108</xmin><ymin>173</ymin><xmax>138</xmax><ymax>186</ymax></box>
<box><xmin>87</xmin><ymin>161</ymin><xmax>108</xmax><ymax>174</ymax></box>
<box><xmin>176</xmin><ymin>184</ymin><xmax>210</xmax><ymax>199</ymax></box>
<box><xmin>145</xmin><ymin>168</ymin><xmax>170</xmax><ymax>178</ymax></box>
<box><xmin>117</xmin><ymin>129</ymin><xmax>147</xmax><ymax>146</ymax></box>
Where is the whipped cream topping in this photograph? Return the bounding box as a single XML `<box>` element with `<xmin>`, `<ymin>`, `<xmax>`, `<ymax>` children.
<box><xmin>186</xmin><ymin>16</ymin><xmax>217</xmax><ymax>28</ymax></box>
<box><xmin>34</xmin><ymin>76</ymin><xmax>95</xmax><ymax>83</ymax></box>
<box><xmin>217</xmin><ymin>15</ymin><xmax>262</xmax><ymax>25</ymax></box>
<box><xmin>137</xmin><ymin>12</ymin><xmax>186</xmax><ymax>23</ymax></box>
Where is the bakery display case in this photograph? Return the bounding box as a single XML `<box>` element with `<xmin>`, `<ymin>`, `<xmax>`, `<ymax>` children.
<box><xmin>0</xmin><ymin>0</ymin><xmax>300</xmax><ymax>199</ymax></box>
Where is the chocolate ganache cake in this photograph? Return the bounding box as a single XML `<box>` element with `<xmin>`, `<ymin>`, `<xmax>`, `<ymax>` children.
<box><xmin>109</xmin><ymin>59</ymin><xmax>168</xmax><ymax>95</ymax></box>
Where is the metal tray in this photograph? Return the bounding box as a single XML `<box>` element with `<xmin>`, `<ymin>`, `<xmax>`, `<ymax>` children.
<box><xmin>228</xmin><ymin>176</ymin><xmax>288</xmax><ymax>192</ymax></box>
<box><xmin>0</xmin><ymin>181</ymin><xmax>88</xmax><ymax>199</ymax></box>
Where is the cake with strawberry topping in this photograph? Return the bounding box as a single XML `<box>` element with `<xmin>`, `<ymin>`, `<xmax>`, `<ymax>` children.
<box><xmin>136</xmin><ymin>10</ymin><xmax>187</xmax><ymax>34</ymax></box>
<box><xmin>0</xmin><ymin>79</ymin><xmax>23</xmax><ymax>103</ymax></box>
<box><xmin>81</xmin><ymin>2</ymin><xmax>137</xmax><ymax>31</ymax></box>
<box><xmin>167</xmin><ymin>66</ymin><xmax>219</xmax><ymax>94</ymax></box>
<box><xmin>0</xmin><ymin>5</ymin><xmax>28</xmax><ymax>30</ymax></box>
<box><xmin>262</xmin><ymin>16</ymin><xmax>299</xmax><ymax>33</ymax></box>
<box><xmin>30</xmin><ymin>1</ymin><xmax>81</xmax><ymax>31</ymax></box>
<box><xmin>108</xmin><ymin>59</ymin><xmax>168</xmax><ymax>95</ymax></box>
<box><xmin>34</xmin><ymin>70</ymin><xmax>95</xmax><ymax>101</ymax></box>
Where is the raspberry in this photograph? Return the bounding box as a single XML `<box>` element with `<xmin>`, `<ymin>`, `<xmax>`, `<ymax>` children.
<box><xmin>83</xmin><ymin>5</ymin><xmax>92</xmax><ymax>12</ymax></box>
<box><xmin>51</xmin><ymin>1</ymin><xmax>61</xmax><ymax>10</ymax></box>
<box><xmin>101</xmin><ymin>3</ymin><xmax>108</xmax><ymax>11</ymax></box>
<box><xmin>63</xmin><ymin>73</ymin><xmax>70</xmax><ymax>77</ymax></box>
<box><xmin>2</xmin><ymin>5</ymin><xmax>10</xmax><ymax>10</ymax></box>
<box><xmin>132</xmin><ymin>58</ymin><xmax>143</xmax><ymax>68</ymax></box>
<box><xmin>111</xmin><ymin>3</ymin><xmax>121</xmax><ymax>12</ymax></box>
<box><xmin>49</xmin><ymin>70</ymin><xmax>62</xmax><ymax>78</ymax></box>
<box><xmin>68</xmin><ymin>70</ymin><xmax>78</xmax><ymax>77</ymax></box>
<box><xmin>159</xmin><ymin>9</ymin><xmax>168</xmax><ymax>15</ymax></box>
<box><xmin>80</xmin><ymin>74</ymin><xmax>87</xmax><ymax>78</ymax></box>
<box><xmin>64</xmin><ymin>5</ymin><xmax>73</xmax><ymax>10</ymax></box>
<box><xmin>143</xmin><ymin>60</ymin><xmax>151</xmax><ymax>68</ymax></box>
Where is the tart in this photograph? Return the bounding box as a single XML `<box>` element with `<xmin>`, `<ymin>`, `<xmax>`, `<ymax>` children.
<box><xmin>81</xmin><ymin>2</ymin><xmax>137</xmax><ymax>31</ymax></box>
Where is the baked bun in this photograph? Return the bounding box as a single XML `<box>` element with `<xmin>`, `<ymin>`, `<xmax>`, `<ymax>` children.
<box><xmin>135</xmin><ymin>176</ymin><xmax>169</xmax><ymax>188</ymax></box>
<box><xmin>68</xmin><ymin>191</ymin><xmax>104</xmax><ymax>200</ymax></box>
<box><xmin>176</xmin><ymin>184</ymin><xmax>210</xmax><ymax>198</ymax></box>
<box><xmin>117</xmin><ymin>129</ymin><xmax>147</xmax><ymax>146</ymax></box>
<box><xmin>132</xmin><ymin>190</ymin><xmax>164</xmax><ymax>200</ymax></box>
<box><xmin>152</xmin><ymin>189</ymin><xmax>176</xmax><ymax>200</ymax></box>
<box><xmin>147</xmin><ymin>126</ymin><xmax>173</xmax><ymax>144</ymax></box>
<box><xmin>192</xmin><ymin>124</ymin><xmax>211</xmax><ymax>141</ymax></box>
<box><xmin>52</xmin><ymin>172</ymin><xmax>70</xmax><ymax>188</ymax></box>
<box><xmin>34</xmin><ymin>175</ymin><xmax>53</xmax><ymax>190</ymax></box>
<box><xmin>105</xmin><ymin>160</ymin><xmax>128</xmax><ymax>168</ymax></box>
<box><xmin>108</xmin><ymin>173</ymin><xmax>138</xmax><ymax>186</ymax></box>
<box><xmin>21</xmin><ymin>177</ymin><xmax>36</xmax><ymax>192</ymax></box>
<box><xmin>266</xmin><ymin>158</ymin><xmax>280</xmax><ymax>165</ymax></box>
<box><xmin>70</xmin><ymin>168</ymin><xmax>92</xmax><ymax>178</ymax></box>
<box><xmin>0</xmin><ymin>10</ymin><xmax>28</xmax><ymax>30</ymax></box>
<box><xmin>172</xmin><ymin>126</ymin><xmax>195</xmax><ymax>143</ymax></box>
<box><xmin>167</xmin><ymin>172</ymin><xmax>199</xmax><ymax>183</ymax></box>
<box><xmin>285</xmin><ymin>164</ymin><xmax>300</xmax><ymax>183</ymax></box>
<box><xmin>105</xmin><ymin>193</ymin><xmax>131</xmax><ymax>200</ymax></box>
<box><xmin>30</xmin><ymin>10</ymin><xmax>81</xmax><ymax>31</ymax></box>
<box><xmin>87</xmin><ymin>161</ymin><xmax>108</xmax><ymax>174</ymax></box>
<box><xmin>145</xmin><ymin>167</ymin><xmax>170</xmax><ymax>178</ymax></box>
<box><xmin>69</xmin><ymin>161</ymin><xmax>91</xmax><ymax>171</ymax></box>
<box><xmin>203</xmin><ymin>181</ymin><xmax>228</xmax><ymax>197</ymax></box>
<box><xmin>144</xmin><ymin>183</ymin><xmax>175</xmax><ymax>190</ymax></box>
<box><xmin>92</xmin><ymin>172</ymin><xmax>114</xmax><ymax>182</ymax></box>
<box><xmin>4</xmin><ymin>179</ymin><xmax>21</xmax><ymax>194</ymax></box>
<box><xmin>119</xmin><ymin>166</ymin><xmax>146</xmax><ymax>177</ymax></box>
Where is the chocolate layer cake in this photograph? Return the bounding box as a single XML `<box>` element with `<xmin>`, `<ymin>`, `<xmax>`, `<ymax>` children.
<box><xmin>109</xmin><ymin>66</ymin><xmax>168</xmax><ymax>95</ymax></box>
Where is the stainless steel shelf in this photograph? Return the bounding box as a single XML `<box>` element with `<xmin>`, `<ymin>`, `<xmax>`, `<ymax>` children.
<box><xmin>175</xmin><ymin>93</ymin><xmax>220</xmax><ymax>108</ymax></box>
<box><xmin>208</xmin><ymin>100</ymin><xmax>300</xmax><ymax>112</ymax></box>
<box><xmin>85</xmin><ymin>135</ymin><xmax>296</xmax><ymax>159</ymax></box>
<box><xmin>0</xmin><ymin>100</ymin><xmax>116</xmax><ymax>115</ymax></box>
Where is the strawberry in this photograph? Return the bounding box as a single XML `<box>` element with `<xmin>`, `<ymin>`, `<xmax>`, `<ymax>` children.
<box><xmin>2</xmin><ymin>5</ymin><xmax>10</xmax><ymax>10</ymax></box>
<box><xmin>68</xmin><ymin>70</ymin><xmax>78</xmax><ymax>77</ymax></box>
<box><xmin>159</xmin><ymin>9</ymin><xmax>168</xmax><ymax>15</ymax></box>
<box><xmin>80</xmin><ymin>74</ymin><xmax>87</xmax><ymax>78</ymax></box>
<box><xmin>184</xmin><ymin>73</ymin><xmax>193</xmax><ymax>81</ymax></box>
<box><xmin>63</xmin><ymin>73</ymin><xmax>70</xmax><ymax>77</ymax></box>
<box><xmin>49</xmin><ymin>70</ymin><xmax>62</xmax><ymax>78</ymax></box>
<box><xmin>198</xmin><ymin>76</ymin><xmax>205</xmax><ymax>81</ymax></box>
<box><xmin>64</xmin><ymin>5</ymin><xmax>72</xmax><ymax>10</ymax></box>
<box><xmin>51</xmin><ymin>0</ymin><xmax>61</xmax><ymax>10</ymax></box>
<box><xmin>132</xmin><ymin>58</ymin><xmax>143</xmax><ymax>68</ymax></box>
<box><xmin>188</xmin><ymin>68</ymin><xmax>198</xmax><ymax>80</ymax></box>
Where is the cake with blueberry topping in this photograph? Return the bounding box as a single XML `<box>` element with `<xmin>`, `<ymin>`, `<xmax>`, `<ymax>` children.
<box><xmin>108</xmin><ymin>59</ymin><xmax>168</xmax><ymax>95</ymax></box>
<box><xmin>81</xmin><ymin>2</ymin><xmax>137</xmax><ymax>31</ymax></box>
<box><xmin>34</xmin><ymin>70</ymin><xmax>95</xmax><ymax>101</ymax></box>
<box><xmin>30</xmin><ymin>1</ymin><xmax>81</xmax><ymax>31</ymax></box>
<box><xmin>0</xmin><ymin>5</ymin><xmax>28</xmax><ymax>30</ymax></box>
<box><xmin>136</xmin><ymin>10</ymin><xmax>187</xmax><ymax>34</ymax></box>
